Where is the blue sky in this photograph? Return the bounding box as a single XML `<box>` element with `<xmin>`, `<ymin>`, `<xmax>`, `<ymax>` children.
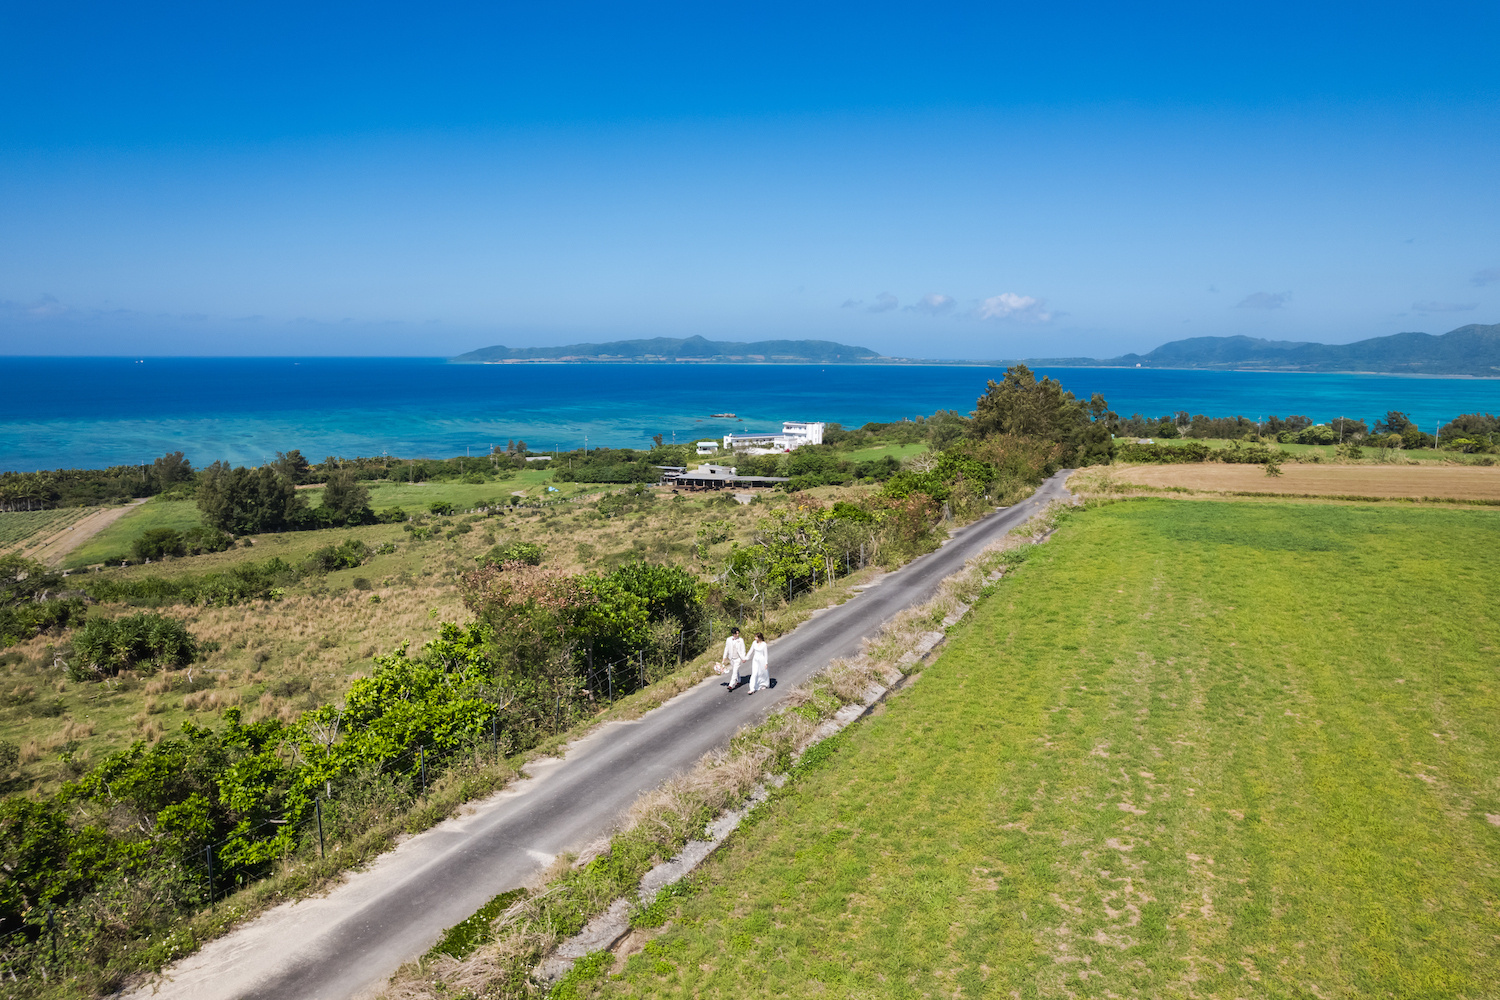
<box><xmin>2</xmin><ymin>1</ymin><xmax>1497</xmax><ymax>358</ymax></box>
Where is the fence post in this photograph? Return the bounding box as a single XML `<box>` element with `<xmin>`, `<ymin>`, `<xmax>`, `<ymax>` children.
<box><xmin>554</xmin><ymin>696</ymin><xmax>560</xmax><ymax>733</ymax></box>
<box><xmin>419</xmin><ymin>745</ymin><xmax>427</xmax><ymax>794</ymax></box>
<box><xmin>607</xmin><ymin>662</ymin><xmax>614</xmax><ymax>701</ymax></box>
<box><xmin>205</xmin><ymin>845</ymin><xmax>214</xmax><ymax>905</ymax></box>
<box><xmin>491</xmin><ymin>715</ymin><xmax>498</xmax><ymax>759</ymax></box>
<box><xmin>316</xmin><ymin>798</ymin><xmax>325</xmax><ymax>859</ymax></box>
<box><xmin>47</xmin><ymin>906</ymin><xmax>56</xmax><ymax>966</ymax></box>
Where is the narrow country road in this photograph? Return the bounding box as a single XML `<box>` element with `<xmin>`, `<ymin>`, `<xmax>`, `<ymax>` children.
<box><xmin>125</xmin><ymin>472</ymin><xmax>1073</xmax><ymax>1000</ymax></box>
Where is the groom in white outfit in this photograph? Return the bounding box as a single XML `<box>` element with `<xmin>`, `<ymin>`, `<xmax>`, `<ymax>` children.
<box><xmin>720</xmin><ymin>627</ymin><xmax>747</xmax><ymax>690</ymax></box>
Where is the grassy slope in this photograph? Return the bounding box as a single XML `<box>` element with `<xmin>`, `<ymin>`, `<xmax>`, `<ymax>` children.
<box><xmin>57</xmin><ymin>476</ymin><xmax>574</xmax><ymax>569</ymax></box>
<box><xmin>0</xmin><ymin>489</ymin><xmax>773</xmax><ymax>793</ymax></box>
<box><xmin>63</xmin><ymin>500</ymin><xmax>205</xmax><ymax>568</ymax></box>
<box><xmin>599</xmin><ymin>500</ymin><xmax>1500</xmax><ymax>999</ymax></box>
<box><xmin>838</xmin><ymin>442</ymin><xmax>929</xmax><ymax>464</ymax></box>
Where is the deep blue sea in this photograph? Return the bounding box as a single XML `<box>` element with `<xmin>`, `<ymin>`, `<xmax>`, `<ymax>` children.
<box><xmin>1</xmin><ymin>357</ymin><xmax>1496</xmax><ymax>472</ymax></box>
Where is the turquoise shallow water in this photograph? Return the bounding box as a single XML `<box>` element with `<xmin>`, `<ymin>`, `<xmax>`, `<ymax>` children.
<box><xmin>1</xmin><ymin>357</ymin><xmax>1495</xmax><ymax>471</ymax></box>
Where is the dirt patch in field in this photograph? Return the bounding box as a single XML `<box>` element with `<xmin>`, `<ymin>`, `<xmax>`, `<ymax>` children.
<box><xmin>1114</xmin><ymin>463</ymin><xmax>1500</xmax><ymax>501</ymax></box>
<box><xmin>27</xmin><ymin>499</ymin><xmax>148</xmax><ymax>567</ymax></box>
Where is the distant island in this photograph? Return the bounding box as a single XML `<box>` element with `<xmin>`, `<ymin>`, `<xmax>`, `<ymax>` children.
<box><xmin>1087</xmin><ymin>322</ymin><xmax>1500</xmax><ymax>377</ymax></box>
<box><xmin>450</xmin><ymin>335</ymin><xmax>881</xmax><ymax>364</ymax></box>
<box><xmin>451</xmin><ymin>322</ymin><xmax>1500</xmax><ymax>376</ymax></box>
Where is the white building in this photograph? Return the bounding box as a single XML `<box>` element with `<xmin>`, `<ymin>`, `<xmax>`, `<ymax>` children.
<box><xmin>695</xmin><ymin>440</ymin><xmax>720</xmax><ymax>455</ymax></box>
<box><xmin>723</xmin><ymin>421</ymin><xmax>826</xmax><ymax>454</ymax></box>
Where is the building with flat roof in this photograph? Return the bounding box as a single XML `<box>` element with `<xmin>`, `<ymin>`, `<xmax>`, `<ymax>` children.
<box><xmin>659</xmin><ymin>463</ymin><xmax>788</xmax><ymax>490</ymax></box>
<box><xmin>723</xmin><ymin>420</ymin><xmax>825</xmax><ymax>454</ymax></box>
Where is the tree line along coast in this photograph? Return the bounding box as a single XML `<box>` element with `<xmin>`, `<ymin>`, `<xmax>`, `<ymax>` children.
<box><xmin>0</xmin><ymin>366</ymin><xmax>1496</xmax><ymax>996</ymax></box>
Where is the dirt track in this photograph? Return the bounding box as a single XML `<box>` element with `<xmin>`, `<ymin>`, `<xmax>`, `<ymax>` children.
<box><xmin>25</xmin><ymin>500</ymin><xmax>147</xmax><ymax>567</ymax></box>
<box><xmin>1116</xmin><ymin>462</ymin><xmax>1500</xmax><ymax>501</ymax></box>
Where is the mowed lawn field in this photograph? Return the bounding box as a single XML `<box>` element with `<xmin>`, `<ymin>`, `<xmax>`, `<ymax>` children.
<box><xmin>596</xmin><ymin>500</ymin><xmax>1500</xmax><ymax>999</ymax></box>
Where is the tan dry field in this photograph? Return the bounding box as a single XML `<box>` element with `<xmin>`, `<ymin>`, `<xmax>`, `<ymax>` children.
<box><xmin>1114</xmin><ymin>461</ymin><xmax>1500</xmax><ymax>500</ymax></box>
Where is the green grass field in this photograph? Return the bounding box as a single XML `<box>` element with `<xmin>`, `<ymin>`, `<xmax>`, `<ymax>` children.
<box><xmin>839</xmin><ymin>441</ymin><xmax>928</xmax><ymax>464</ymax></box>
<box><xmin>596</xmin><ymin>500</ymin><xmax>1500</xmax><ymax>998</ymax></box>
<box><xmin>56</xmin><ymin>474</ymin><xmax>575</xmax><ymax>569</ymax></box>
<box><xmin>62</xmin><ymin>500</ymin><xmax>205</xmax><ymax>568</ymax></box>
<box><xmin>0</xmin><ymin>508</ymin><xmax>92</xmax><ymax>551</ymax></box>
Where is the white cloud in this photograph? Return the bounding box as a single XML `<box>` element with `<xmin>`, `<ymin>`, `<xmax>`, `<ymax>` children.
<box><xmin>1470</xmin><ymin>267</ymin><xmax>1500</xmax><ymax>287</ymax></box>
<box><xmin>1412</xmin><ymin>300</ymin><xmax>1477</xmax><ymax>313</ymax></box>
<box><xmin>978</xmin><ymin>292</ymin><xmax>1051</xmax><ymax>322</ymax></box>
<box><xmin>0</xmin><ymin>294</ymin><xmax>71</xmax><ymax>320</ymax></box>
<box><xmin>1236</xmin><ymin>291</ymin><xmax>1290</xmax><ymax>310</ymax></box>
<box><xmin>908</xmin><ymin>293</ymin><xmax>955</xmax><ymax>316</ymax></box>
<box><xmin>840</xmin><ymin>298</ymin><xmax>862</xmax><ymax>308</ymax></box>
<box><xmin>867</xmin><ymin>292</ymin><xmax>898</xmax><ymax>313</ymax></box>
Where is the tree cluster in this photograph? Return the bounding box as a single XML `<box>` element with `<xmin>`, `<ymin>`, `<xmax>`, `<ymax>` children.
<box><xmin>971</xmin><ymin>366</ymin><xmax>1115</xmax><ymax>466</ymax></box>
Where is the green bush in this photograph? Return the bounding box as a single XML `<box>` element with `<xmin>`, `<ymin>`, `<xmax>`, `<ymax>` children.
<box><xmin>70</xmin><ymin>612</ymin><xmax>197</xmax><ymax>679</ymax></box>
<box><xmin>303</xmin><ymin>538</ymin><xmax>369</xmax><ymax>573</ymax></box>
<box><xmin>132</xmin><ymin>528</ymin><xmax>186</xmax><ymax>561</ymax></box>
<box><xmin>0</xmin><ymin>554</ymin><xmax>87</xmax><ymax>647</ymax></box>
<box><xmin>82</xmin><ymin>556</ymin><xmax>299</xmax><ymax>607</ymax></box>
<box><xmin>1115</xmin><ymin>441</ymin><xmax>1213</xmax><ymax>463</ymax></box>
<box><xmin>477</xmin><ymin>541</ymin><xmax>544</xmax><ymax>566</ymax></box>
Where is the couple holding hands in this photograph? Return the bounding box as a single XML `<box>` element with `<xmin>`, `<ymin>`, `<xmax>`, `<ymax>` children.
<box><xmin>719</xmin><ymin>627</ymin><xmax>770</xmax><ymax>694</ymax></box>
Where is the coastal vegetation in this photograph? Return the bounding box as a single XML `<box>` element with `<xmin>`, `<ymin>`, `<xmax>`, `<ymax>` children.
<box><xmin>1</xmin><ymin>365</ymin><xmax>1496</xmax><ymax>996</ymax></box>
<box><xmin>0</xmin><ymin>366</ymin><xmax>1103</xmax><ymax>995</ymax></box>
<box><xmin>585</xmin><ymin>499</ymin><xmax>1500</xmax><ymax>998</ymax></box>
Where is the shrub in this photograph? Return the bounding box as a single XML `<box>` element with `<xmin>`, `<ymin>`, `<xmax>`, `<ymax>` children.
<box><xmin>83</xmin><ymin>558</ymin><xmax>296</xmax><ymax>607</ymax></box>
<box><xmin>132</xmin><ymin>528</ymin><xmax>186</xmax><ymax>561</ymax></box>
<box><xmin>477</xmin><ymin>541</ymin><xmax>544</xmax><ymax>566</ymax></box>
<box><xmin>70</xmin><ymin>613</ymin><xmax>197</xmax><ymax>679</ymax></box>
<box><xmin>303</xmin><ymin>538</ymin><xmax>369</xmax><ymax>573</ymax></box>
<box><xmin>182</xmin><ymin>525</ymin><xmax>234</xmax><ymax>555</ymax></box>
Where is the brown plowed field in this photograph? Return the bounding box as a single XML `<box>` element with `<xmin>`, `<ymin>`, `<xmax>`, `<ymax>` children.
<box><xmin>1115</xmin><ymin>462</ymin><xmax>1500</xmax><ymax>501</ymax></box>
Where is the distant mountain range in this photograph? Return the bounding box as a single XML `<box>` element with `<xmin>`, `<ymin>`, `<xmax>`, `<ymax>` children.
<box><xmin>450</xmin><ymin>336</ymin><xmax>881</xmax><ymax>364</ymax></box>
<box><xmin>451</xmin><ymin>323</ymin><xmax>1500</xmax><ymax>376</ymax></box>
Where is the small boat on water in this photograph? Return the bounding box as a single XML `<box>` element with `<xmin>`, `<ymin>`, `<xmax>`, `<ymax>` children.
<box><xmin>710</xmin><ymin>412</ymin><xmax>737</xmax><ymax>418</ymax></box>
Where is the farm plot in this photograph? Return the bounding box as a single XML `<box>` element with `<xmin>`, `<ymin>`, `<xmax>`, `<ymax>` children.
<box><xmin>592</xmin><ymin>500</ymin><xmax>1500</xmax><ymax>999</ymax></box>
<box><xmin>0</xmin><ymin>508</ymin><xmax>94</xmax><ymax>556</ymax></box>
<box><xmin>1113</xmin><ymin>461</ymin><xmax>1500</xmax><ymax>501</ymax></box>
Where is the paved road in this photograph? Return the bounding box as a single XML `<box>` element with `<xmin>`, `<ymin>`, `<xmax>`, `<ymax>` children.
<box><xmin>127</xmin><ymin>472</ymin><xmax>1073</xmax><ymax>1000</ymax></box>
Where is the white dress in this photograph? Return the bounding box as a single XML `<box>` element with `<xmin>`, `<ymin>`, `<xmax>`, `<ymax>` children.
<box><xmin>722</xmin><ymin>635</ymin><xmax>746</xmax><ymax>680</ymax></box>
<box><xmin>747</xmin><ymin>640</ymin><xmax>770</xmax><ymax>693</ymax></box>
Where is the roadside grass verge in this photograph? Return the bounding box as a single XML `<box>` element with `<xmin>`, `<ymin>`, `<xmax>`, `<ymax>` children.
<box><xmin>588</xmin><ymin>499</ymin><xmax>1500</xmax><ymax>999</ymax></box>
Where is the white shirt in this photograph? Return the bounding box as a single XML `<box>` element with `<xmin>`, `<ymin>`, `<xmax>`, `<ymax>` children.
<box><xmin>722</xmin><ymin>635</ymin><xmax>747</xmax><ymax>664</ymax></box>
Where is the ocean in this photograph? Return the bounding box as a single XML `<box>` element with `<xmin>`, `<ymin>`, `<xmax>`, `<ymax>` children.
<box><xmin>1</xmin><ymin>357</ymin><xmax>1495</xmax><ymax>472</ymax></box>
